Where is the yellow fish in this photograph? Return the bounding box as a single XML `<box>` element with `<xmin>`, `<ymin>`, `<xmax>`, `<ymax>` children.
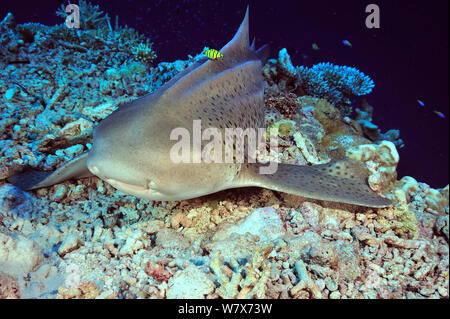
<box><xmin>204</xmin><ymin>48</ymin><xmax>224</xmax><ymax>60</ymax></box>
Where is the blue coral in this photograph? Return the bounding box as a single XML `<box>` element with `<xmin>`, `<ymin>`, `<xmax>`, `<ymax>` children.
<box><xmin>296</xmin><ymin>62</ymin><xmax>375</xmax><ymax>114</ymax></box>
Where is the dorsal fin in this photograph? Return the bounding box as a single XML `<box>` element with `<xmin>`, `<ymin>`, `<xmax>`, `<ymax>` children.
<box><xmin>250</xmin><ymin>37</ymin><xmax>256</xmax><ymax>50</ymax></box>
<box><xmin>157</xmin><ymin>6</ymin><xmax>255</xmax><ymax>103</ymax></box>
<box><xmin>219</xmin><ymin>6</ymin><xmax>250</xmax><ymax>60</ymax></box>
<box><xmin>256</xmin><ymin>44</ymin><xmax>271</xmax><ymax>64</ymax></box>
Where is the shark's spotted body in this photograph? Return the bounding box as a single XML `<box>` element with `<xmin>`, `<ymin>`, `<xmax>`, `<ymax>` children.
<box><xmin>9</xmin><ymin>8</ymin><xmax>391</xmax><ymax>208</ymax></box>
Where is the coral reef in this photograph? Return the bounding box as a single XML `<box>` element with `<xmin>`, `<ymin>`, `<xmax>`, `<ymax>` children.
<box><xmin>0</xmin><ymin>7</ymin><xmax>448</xmax><ymax>300</ymax></box>
<box><xmin>296</xmin><ymin>62</ymin><xmax>374</xmax><ymax>114</ymax></box>
<box><xmin>56</xmin><ymin>0</ymin><xmax>111</xmax><ymax>31</ymax></box>
<box><xmin>0</xmin><ymin>271</ymin><xmax>20</xmax><ymax>299</ymax></box>
<box><xmin>355</xmin><ymin>100</ymin><xmax>405</xmax><ymax>148</ymax></box>
<box><xmin>347</xmin><ymin>141</ymin><xmax>399</xmax><ymax>194</ymax></box>
<box><xmin>263</xmin><ymin>48</ymin><xmax>375</xmax><ymax>116</ymax></box>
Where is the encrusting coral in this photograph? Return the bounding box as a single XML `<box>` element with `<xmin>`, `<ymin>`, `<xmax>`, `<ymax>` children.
<box><xmin>0</xmin><ymin>4</ymin><xmax>448</xmax><ymax>299</ymax></box>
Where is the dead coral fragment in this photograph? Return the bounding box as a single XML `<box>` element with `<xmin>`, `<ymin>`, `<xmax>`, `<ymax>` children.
<box><xmin>145</xmin><ymin>260</ymin><xmax>173</xmax><ymax>283</ymax></box>
<box><xmin>211</xmin><ymin>243</ymin><xmax>273</xmax><ymax>299</ymax></box>
<box><xmin>347</xmin><ymin>141</ymin><xmax>399</xmax><ymax>194</ymax></box>
<box><xmin>290</xmin><ymin>260</ymin><xmax>323</xmax><ymax>298</ymax></box>
<box><xmin>57</xmin><ymin>281</ymin><xmax>100</xmax><ymax>299</ymax></box>
<box><xmin>170</xmin><ymin>212</ymin><xmax>192</xmax><ymax>229</ymax></box>
<box><xmin>166</xmin><ymin>266</ymin><xmax>215</xmax><ymax>299</ymax></box>
<box><xmin>0</xmin><ymin>271</ymin><xmax>20</xmax><ymax>299</ymax></box>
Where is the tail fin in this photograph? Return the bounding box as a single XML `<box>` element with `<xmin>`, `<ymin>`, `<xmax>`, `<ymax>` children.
<box><xmin>242</xmin><ymin>159</ymin><xmax>392</xmax><ymax>208</ymax></box>
<box><xmin>7</xmin><ymin>152</ymin><xmax>93</xmax><ymax>190</ymax></box>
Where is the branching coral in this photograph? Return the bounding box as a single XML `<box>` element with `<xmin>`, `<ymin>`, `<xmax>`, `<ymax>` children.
<box><xmin>210</xmin><ymin>243</ymin><xmax>273</xmax><ymax>299</ymax></box>
<box><xmin>53</xmin><ymin>1</ymin><xmax>156</xmax><ymax>65</ymax></box>
<box><xmin>0</xmin><ymin>13</ymin><xmax>29</xmax><ymax>64</ymax></box>
<box><xmin>296</xmin><ymin>62</ymin><xmax>375</xmax><ymax>115</ymax></box>
<box><xmin>263</xmin><ymin>49</ymin><xmax>299</xmax><ymax>96</ymax></box>
<box><xmin>56</xmin><ymin>0</ymin><xmax>111</xmax><ymax>30</ymax></box>
<box><xmin>131</xmin><ymin>42</ymin><xmax>157</xmax><ymax>66</ymax></box>
<box><xmin>263</xmin><ymin>49</ymin><xmax>375</xmax><ymax>116</ymax></box>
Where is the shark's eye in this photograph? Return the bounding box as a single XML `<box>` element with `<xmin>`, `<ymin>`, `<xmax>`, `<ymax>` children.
<box><xmin>148</xmin><ymin>180</ymin><xmax>158</xmax><ymax>190</ymax></box>
<box><xmin>89</xmin><ymin>165</ymin><xmax>100</xmax><ymax>175</ymax></box>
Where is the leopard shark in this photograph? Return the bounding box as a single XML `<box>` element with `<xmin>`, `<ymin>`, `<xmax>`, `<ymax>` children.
<box><xmin>8</xmin><ymin>7</ymin><xmax>391</xmax><ymax>208</ymax></box>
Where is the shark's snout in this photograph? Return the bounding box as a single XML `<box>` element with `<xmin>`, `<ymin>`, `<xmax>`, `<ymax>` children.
<box><xmin>88</xmin><ymin>163</ymin><xmax>100</xmax><ymax>176</ymax></box>
<box><xmin>87</xmin><ymin>145</ymin><xmax>150</xmax><ymax>191</ymax></box>
<box><xmin>86</xmin><ymin>151</ymin><xmax>104</xmax><ymax>179</ymax></box>
<box><xmin>86</xmin><ymin>146</ymin><xmax>171</xmax><ymax>199</ymax></box>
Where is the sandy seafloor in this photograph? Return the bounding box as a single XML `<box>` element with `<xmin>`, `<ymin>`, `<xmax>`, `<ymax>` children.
<box><xmin>0</xmin><ymin>11</ymin><xmax>448</xmax><ymax>299</ymax></box>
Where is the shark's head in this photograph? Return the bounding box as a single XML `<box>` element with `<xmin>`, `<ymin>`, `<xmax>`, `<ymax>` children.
<box><xmin>86</xmin><ymin>93</ymin><xmax>231</xmax><ymax>201</ymax></box>
<box><xmin>86</xmin><ymin>7</ymin><xmax>256</xmax><ymax>201</ymax></box>
<box><xmin>86</xmin><ymin>97</ymin><xmax>170</xmax><ymax>200</ymax></box>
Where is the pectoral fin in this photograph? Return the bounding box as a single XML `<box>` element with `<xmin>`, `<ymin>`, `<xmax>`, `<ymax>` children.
<box><xmin>243</xmin><ymin>159</ymin><xmax>392</xmax><ymax>208</ymax></box>
<box><xmin>7</xmin><ymin>152</ymin><xmax>93</xmax><ymax>190</ymax></box>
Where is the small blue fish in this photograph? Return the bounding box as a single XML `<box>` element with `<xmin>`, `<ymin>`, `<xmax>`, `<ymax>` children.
<box><xmin>417</xmin><ymin>99</ymin><xmax>425</xmax><ymax>107</ymax></box>
<box><xmin>342</xmin><ymin>40</ymin><xmax>352</xmax><ymax>47</ymax></box>
<box><xmin>434</xmin><ymin>111</ymin><xmax>445</xmax><ymax>118</ymax></box>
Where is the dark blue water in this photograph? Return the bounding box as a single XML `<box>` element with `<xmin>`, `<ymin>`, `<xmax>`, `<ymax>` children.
<box><xmin>1</xmin><ymin>0</ymin><xmax>448</xmax><ymax>187</ymax></box>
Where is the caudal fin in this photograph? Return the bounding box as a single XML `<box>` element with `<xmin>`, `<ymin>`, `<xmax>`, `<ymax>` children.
<box><xmin>244</xmin><ymin>159</ymin><xmax>392</xmax><ymax>208</ymax></box>
<box><xmin>7</xmin><ymin>152</ymin><xmax>93</xmax><ymax>190</ymax></box>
